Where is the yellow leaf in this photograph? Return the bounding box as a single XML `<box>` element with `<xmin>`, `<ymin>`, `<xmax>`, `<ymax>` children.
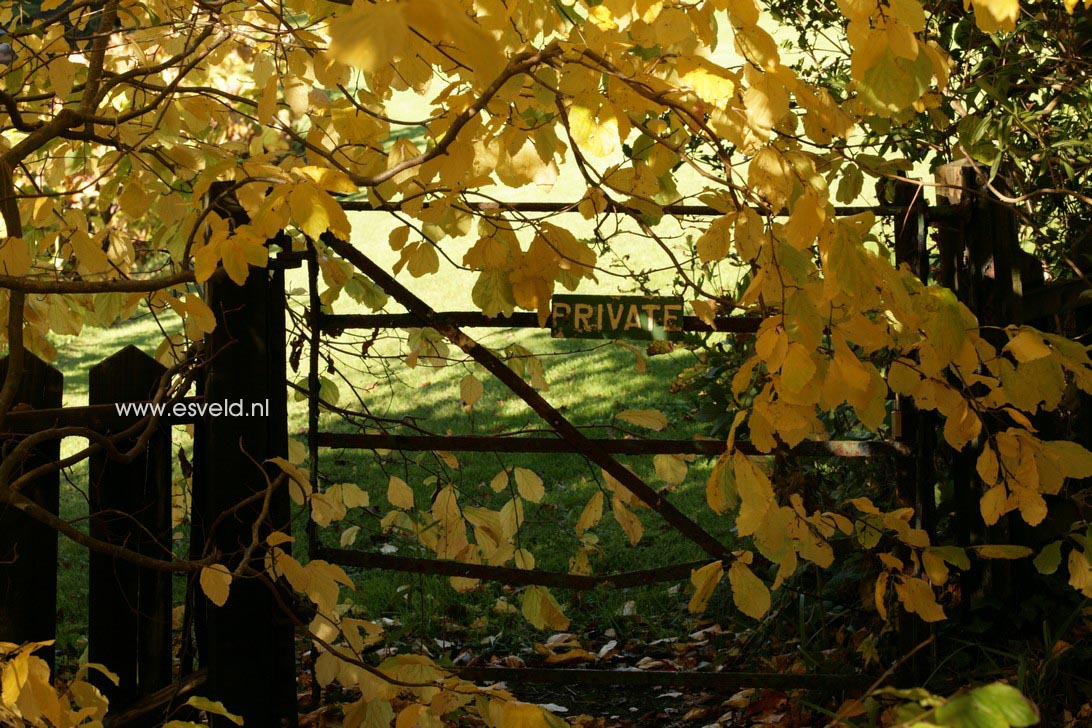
<box><xmin>755</xmin><ymin>323</ymin><xmax>788</xmax><ymax>371</ymax></box>
<box><xmin>200</xmin><ymin>565</ymin><xmax>232</xmax><ymax>608</ymax></box>
<box><xmin>612</xmin><ymin>496</ymin><xmax>644</xmax><ymax>545</ymax></box>
<box><xmin>340</xmin><ymin>525</ymin><xmax>361</xmax><ymax>547</ymax></box>
<box><xmin>874</xmin><ymin>574</ymin><xmax>889</xmax><ymax>620</ymax></box>
<box><xmin>894</xmin><ymin>576</ymin><xmax>945</xmax><ymax>622</ymax></box>
<box><xmin>256</xmin><ymin>76</ymin><xmax>278</xmax><ymax>125</ymax></box>
<box><xmin>1046</xmin><ymin>440</ymin><xmax>1092</xmax><ymax>480</ymax></box>
<box><xmin>387</xmin><ymin>138</ymin><xmax>420</xmax><ymax>186</ymax></box>
<box><xmin>569</xmin><ymin>95</ymin><xmax>620</xmax><ymax>158</ymax></box>
<box><xmin>695</xmin><ymin>214</ymin><xmax>734</xmax><ymax>263</ymax></box>
<box><xmin>734</xmin><ymin>452</ymin><xmax>775</xmax><ymax>537</ymax></box>
<box><xmin>748</xmin><ymin>146</ymin><xmax>793</xmax><ymax>210</ymax></box>
<box><xmin>179</xmin><ymin>295</ymin><xmax>216</xmax><ymax>337</ymax></box>
<box><xmin>616</xmin><ymin>409</ymin><xmax>668</xmax><ymax>431</ymax></box>
<box><xmin>707</xmin><ymin>453</ymin><xmax>738</xmax><ymax>514</ymax></box>
<box><xmin>1068</xmin><ymin>549</ymin><xmax>1092</xmax><ymax>597</ymax></box>
<box><xmin>70</xmin><ymin>229</ymin><xmax>112</xmax><ymax>275</ymax></box>
<box><xmin>269</xmin><ymin>456</ymin><xmax>313</xmax><ymax>505</ymax></box>
<box><xmin>929</xmin><ymin>545</ymin><xmax>971</xmax><ymax>570</ymax></box>
<box><xmin>329</xmin><ymin>1</ymin><xmax>410</xmax><ymax>72</ymax></box>
<box><xmin>388</xmin><ymin>476</ymin><xmax>414</xmax><ymax>510</ymax></box>
<box><xmin>780</xmin><ymin>343</ymin><xmax>817</xmax><ymax>393</ymax></box>
<box><xmin>514</xmin><ymin>467</ymin><xmax>545</xmax><ymax>503</ymax></box>
<box><xmin>743</xmin><ymin>64</ymin><xmax>791</xmax><ymax>135</ymax></box>
<box><xmin>497</xmin><ymin>137</ymin><xmax>557</xmax><ymax>188</ymax></box>
<box><xmin>398</xmin><ymin>242</ymin><xmax>440</xmax><ymax>278</ymax></box>
<box><xmin>688</xmin><ymin>560</ymin><xmax>724</xmax><ymax>613</ymax></box>
<box><xmin>488</xmin><ymin>699</ymin><xmax>559</xmax><ymax>728</ymax></box>
<box><xmin>521</xmin><ymin>586</ymin><xmax>570</xmax><ymax>631</ymax></box>
<box><xmin>460</xmin><ymin>374</ymin><xmax>484</xmax><ymax>408</ymax></box>
<box><xmin>968</xmin><ymin>0</ymin><xmax>1020</xmax><ymax>33</ymax></box>
<box><xmin>677</xmin><ymin>57</ymin><xmax>738</xmax><ymax>105</ymax></box>
<box><xmin>490</xmin><ymin>470</ymin><xmax>509</xmax><ymax>493</ymax></box>
<box><xmin>327</xmin><ymin>483</ymin><xmax>370</xmax><ymax>510</ymax></box>
<box><xmin>691</xmin><ymin>299</ymin><xmax>717</xmax><ymax>327</ymax></box>
<box><xmin>921</xmin><ymin>550</ymin><xmax>949</xmax><ymax>585</ymax></box>
<box><xmin>977</xmin><ymin>444</ymin><xmax>1000</xmax><ymax>486</ymax></box>
<box><xmin>266</xmin><ymin>532</ymin><xmax>293</xmax><ymax>549</ymax></box>
<box><xmin>186</xmin><ymin>696</ymin><xmax>244</xmax><ymax>725</ymax></box>
<box><xmin>1005</xmin><ymin>329</ymin><xmax>1052</xmax><ymax>362</ymax></box>
<box><xmin>654</xmin><ymin>453</ymin><xmax>688</xmax><ymax>486</ymax></box>
<box><xmin>575</xmin><ymin>491</ymin><xmax>604</xmax><ymax>536</ymax></box>
<box><xmin>728</xmin><ymin>559</ymin><xmax>771</xmax><ymax>619</ymax></box>
<box><xmin>979</xmin><ymin>484</ymin><xmax>1009</xmax><ymax>526</ymax></box>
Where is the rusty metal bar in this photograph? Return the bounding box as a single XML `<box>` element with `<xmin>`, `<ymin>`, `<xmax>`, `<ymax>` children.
<box><xmin>314</xmin><ymin>432</ymin><xmax>909</xmax><ymax>458</ymax></box>
<box><xmin>319</xmin><ymin>311</ymin><xmax>762</xmax><ymax>334</ymax></box>
<box><xmin>317</xmin><ymin>547</ymin><xmax>708</xmax><ymax>590</ymax></box>
<box><xmin>338</xmin><ymin>198</ymin><xmax>957</xmax><ymax>221</ymax></box>
<box><xmin>452</xmin><ymin>666</ymin><xmax>875</xmax><ymax>690</ymax></box>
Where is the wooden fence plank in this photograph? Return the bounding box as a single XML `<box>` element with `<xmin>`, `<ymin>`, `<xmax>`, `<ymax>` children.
<box><xmin>0</xmin><ymin>351</ymin><xmax>63</xmax><ymax>667</ymax></box>
<box><xmin>195</xmin><ymin>264</ymin><xmax>296</xmax><ymax>728</ymax></box>
<box><xmin>88</xmin><ymin>346</ymin><xmax>173</xmax><ymax>708</ymax></box>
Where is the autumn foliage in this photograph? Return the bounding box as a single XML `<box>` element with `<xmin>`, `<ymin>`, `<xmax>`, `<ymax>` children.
<box><xmin>1</xmin><ymin>0</ymin><xmax>1091</xmax><ymax>725</ymax></box>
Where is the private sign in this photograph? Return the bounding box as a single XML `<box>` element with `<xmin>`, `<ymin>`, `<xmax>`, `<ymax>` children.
<box><xmin>550</xmin><ymin>294</ymin><xmax>685</xmax><ymax>340</ymax></box>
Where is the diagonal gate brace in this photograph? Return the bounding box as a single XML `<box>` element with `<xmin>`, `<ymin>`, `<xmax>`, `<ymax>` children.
<box><xmin>320</xmin><ymin>232</ymin><xmax>732</xmax><ymax>562</ymax></box>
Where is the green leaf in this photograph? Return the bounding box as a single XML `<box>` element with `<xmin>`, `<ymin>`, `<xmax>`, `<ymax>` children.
<box><xmin>343</xmin><ymin>274</ymin><xmax>388</xmax><ymax>311</ymax></box>
<box><xmin>934</xmin><ymin>683</ymin><xmax>1039</xmax><ymax>728</ymax></box>
<box><xmin>1033</xmin><ymin>541</ymin><xmax>1063</xmax><ymax>575</ymax></box>
<box><xmin>929</xmin><ymin>546</ymin><xmax>971</xmax><ymax>571</ymax></box>
<box><xmin>856</xmin><ymin>47</ymin><xmax>933</xmax><ymax>117</ymax></box>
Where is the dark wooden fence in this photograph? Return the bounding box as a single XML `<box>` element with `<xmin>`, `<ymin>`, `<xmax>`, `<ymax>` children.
<box><xmin>1</xmin><ymin>171</ymin><xmax>1089</xmax><ymax>723</ymax></box>
<box><xmin>0</xmin><ymin>261</ymin><xmax>297</xmax><ymax>727</ymax></box>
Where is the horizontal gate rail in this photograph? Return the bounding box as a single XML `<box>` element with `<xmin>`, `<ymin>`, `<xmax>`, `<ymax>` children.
<box><xmin>314</xmin><ymin>432</ymin><xmax>909</xmax><ymax>458</ymax></box>
<box><xmin>338</xmin><ymin>198</ymin><xmax>958</xmax><ymax>222</ymax></box>
<box><xmin>452</xmin><ymin>666</ymin><xmax>875</xmax><ymax>691</ymax></box>
<box><xmin>1</xmin><ymin>396</ymin><xmax>203</xmax><ymax>433</ymax></box>
<box><xmin>320</xmin><ymin>311</ymin><xmax>762</xmax><ymax>334</ymax></box>
<box><xmin>317</xmin><ymin>547</ymin><xmax>707</xmax><ymax>590</ymax></box>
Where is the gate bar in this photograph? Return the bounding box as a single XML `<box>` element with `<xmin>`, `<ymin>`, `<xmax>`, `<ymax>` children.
<box><xmin>338</xmin><ymin>198</ymin><xmax>957</xmax><ymax>221</ymax></box>
<box><xmin>317</xmin><ymin>547</ymin><xmax>707</xmax><ymax>590</ymax></box>
<box><xmin>314</xmin><ymin>432</ymin><xmax>909</xmax><ymax>458</ymax></box>
<box><xmin>453</xmin><ymin>666</ymin><xmax>875</xmax><ymax>691</ymax></box>
<box><xmin>319</xmin><ymin>311</ymin><xmax>761</xmax><ymax>334</ymax></box>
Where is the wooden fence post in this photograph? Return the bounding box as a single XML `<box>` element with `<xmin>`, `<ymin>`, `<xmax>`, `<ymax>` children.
<box><xmin>193</xmin><ymin>261</ymin><xmax>296</xmax><ymax>727</ymax></box>
<box><xmin>0</xmin><ymin>351</ymin><xmax>63</xmax><ymax>667</ymax></box>
<box><xmin>935</xmin><ymin>161</ymin><xmax>1031</xmax><ymax>607</ymax></box>
<box><xmin>892</xmin><ymin>177</ymin><xmax>935</xmax><ymax>534</ymax></box>
<box><xmin>88</xmin><ymin>346</ymin><xmax>173</xmax><ymax>707</ymax></box>
<box><xmin>891</xmin><ymin>177</ymin><xmax>934</xmax><ymax>681</ymax></box>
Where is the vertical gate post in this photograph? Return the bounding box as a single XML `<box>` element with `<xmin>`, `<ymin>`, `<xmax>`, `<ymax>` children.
<box><xmin>892</xmin><ymin>176</ymin><xmax>935</xmax><ymax>534</ymax></box>
<box><xmin>934</xmin><ymin>163</ymin><xmax>980</xmax><ymax>616</ymax></box>
<box><xmin>88</xmin><ymin>346</ymin><xmax>173</xmax><ymax>707</ymax></box>
<box><xmin>0</xmin><ymin>351</ymin><xmax>63</xmax><ymax>667</ymax></box>
<box><xmin>892</xmin><ymin>177</ymin><xmax>934</xmax><ymax>681</ymax></box>
<box><xmin>194</xmin><ymin>258</ymin><xmax>296</xmax><ymax>727</ymax></box>
<box><xmin>935</xmin><ymin>161</ymin><xmax>1027</xmax><ymax>606</ymax></box>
